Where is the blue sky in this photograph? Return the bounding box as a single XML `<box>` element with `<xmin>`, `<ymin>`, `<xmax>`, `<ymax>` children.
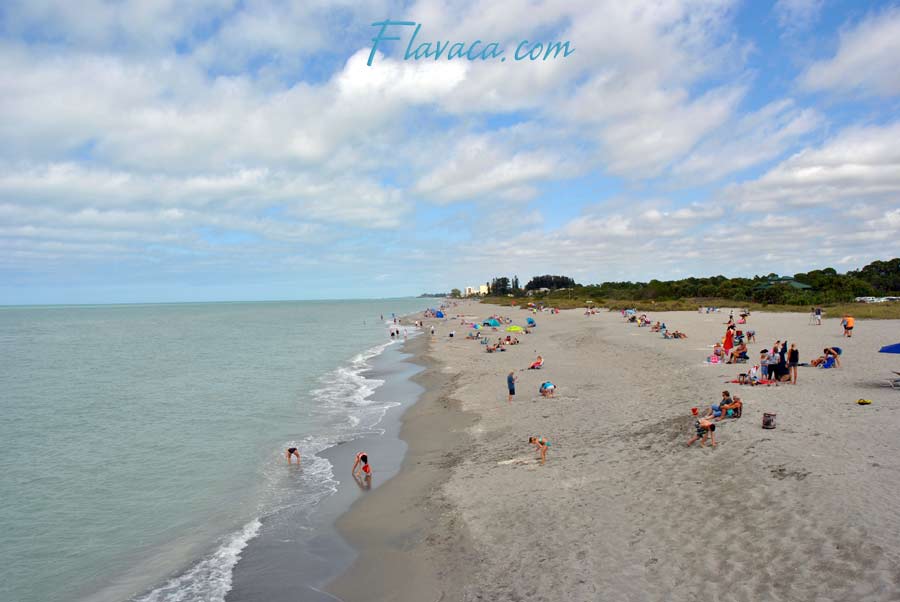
<box><xmin>1</xmin><ymin>0</ymin><xmax>899</xmax><ymax>304</ymax></box>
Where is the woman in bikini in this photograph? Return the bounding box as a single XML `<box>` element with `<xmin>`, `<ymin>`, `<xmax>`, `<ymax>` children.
<box><xmin>528</xmin><ymin>436</ymin><xmax>551</xmax><ymax>464</ymax></box>
<box><xmin>352</xmin><ymin>452</ymin><xmax>372</xmax><ymax>480</ymax></box>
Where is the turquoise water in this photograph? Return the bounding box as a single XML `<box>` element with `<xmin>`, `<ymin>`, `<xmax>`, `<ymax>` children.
<box><xmin>0</xmin><ymin>299</ymin><xmax>431</xmax><ymax>602</ymax></box>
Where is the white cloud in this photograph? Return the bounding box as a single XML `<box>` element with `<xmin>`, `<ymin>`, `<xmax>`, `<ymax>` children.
<box><xmin>801</xmin><ymin>8</ymin><xmax>900</xmax><ymax>97</ymax></box>
<box><xmin>672</xmin><ymin>99</ymin><xmax>822</xmax><ymax>183</ymax></box>
<box><xmin>413</xmin><ymin>135</ymin><xmax>564</xmax><ymax>203</ymax></box>
<box><xmin>773</xmin><ymin>0</ymin><xmax>823</xmax><ymax>35</ymax></box>
<box><xmin>728</xmin><ymin>121</ymin><xmax>900</xmax><ymax>211</ymax></box>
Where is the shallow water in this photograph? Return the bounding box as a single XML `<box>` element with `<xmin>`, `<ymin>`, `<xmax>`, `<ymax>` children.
<box><xmin>0</xmin><ymin>299</ymin><xmax>430</xmax><ymax>602</ymax></box>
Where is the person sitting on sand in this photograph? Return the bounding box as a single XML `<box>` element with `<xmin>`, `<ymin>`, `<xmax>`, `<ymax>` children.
<box><xmin>746</xmin><ymin>329</ymin><xmax>756</xmax><ymax>342</ymax></box>
<box><xmin>286</xmin><ymin>447</ymin><xmax>301</xmax><ymax>464</ymax></box>
<box><xmin>650</xmin><ymin>321</ymin><xmax>661</xmax><ymax>332</ymax></box>
<box><xmin>687</xmin><ymin>418</ymin><xmax>716</xmax><ymax>447</ymax></box>
<box><xmin>528</xmin><ymin>355</ymin><xmax>544</xmax><ymax>370</ymax></box>
<box><xmin>748</xmin><ymin>365</ymin><xmax>760</xmax><ymax>384</ymax></box>
<box><xmin>529</xmin><ymin>436</ymin><xmax>551</xmax><ymax>464</ymax></box>
<box><xmin>539</xmin><ymin>381</ymin><xmax>556</xmax><ymax>397</ymax></box>
<box><xmin>352</xmin><ymin>452</ymin><xmax>372</xmax><ymax>479</ymax></box>
<box><xmin>712</xmin><ymin>342</ymin><xmax>725</xmax><ymax>360</ymax></box>
<box><xmin>718</xmin><ymin>395</ymin><xmax>743</xmax><ymax>420</ymax></box>
<box><xmin>727</xmin><ymin>342</ymin><xmax>748</xmax><ymax>363</ymax></box>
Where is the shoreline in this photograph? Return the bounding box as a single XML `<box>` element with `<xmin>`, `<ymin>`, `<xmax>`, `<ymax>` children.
<box><xmin>327</xmin><ymin>309</ymin><xmax>479</xmax><ymax>602</ymax></box>
<box><xmin>327</xmin><ymin>301</ymin><xmax>900</xmax><ymax>601</ymax></box>
<box><xmin>226</xmin><ymin>332</ymin><xmax>429</xmax><ymax>602</ymax></box>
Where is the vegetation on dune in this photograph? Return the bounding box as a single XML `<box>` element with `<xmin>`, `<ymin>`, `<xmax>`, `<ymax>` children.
<box><xmin>473</xmin><ymin>259</ymin><xmax>900</xmax><ymax>318</ymax></box>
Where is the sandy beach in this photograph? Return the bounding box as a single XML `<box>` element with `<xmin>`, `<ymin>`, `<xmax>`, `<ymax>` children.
<box><xmin>330</xmin><ymin>301</ymin><xmax>900</xmax><ymax>602</ymax></box>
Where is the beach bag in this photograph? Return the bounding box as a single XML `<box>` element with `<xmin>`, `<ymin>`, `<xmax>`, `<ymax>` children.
<box><xmin>762</xmin><ymin>412</ymin><xmax>776</xmax><ymax>429</ymax></box>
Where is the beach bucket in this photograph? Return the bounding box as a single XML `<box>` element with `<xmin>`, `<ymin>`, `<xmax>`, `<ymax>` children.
<box><xmin>691</xmin><ymin>407</ymin><xmax>699</xmax><ymax>416</ymax></box>
<box><xmin>762</xmin><ymin>412</ymin><xmax>776</xmax><ymax>429</ymax></box>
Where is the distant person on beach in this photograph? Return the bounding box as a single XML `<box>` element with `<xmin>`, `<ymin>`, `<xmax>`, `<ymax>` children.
<box><xmin>430</xmin><ymin>326</ymin><xmax>435</xmax><ymax>336</ymax></box>
<box><xmin>687</xmin><ymin>418</ymin><xmax>716</xmax><ymax>447</ymax></box>
<box><xmin>528</xmin><ymin>355</ymin><xmax>544</xmax><ymax>369</ymax></box>
<box><xmin>815</xmin><ymin>307</ymin><xmax>822</xmax><ymax>325</ymax></box>
<box><xmin>352</xmin><ymin>452</ymin><xmax>372</xmax><ymax>480</ymax></box>
<box><xmin>788</xmin><ymin>343</ymin><xmax>800</xmax><ymax>384</ymax></box>
<box><xmin>528</xmin><ymin>436</ymin><xmax>551</xmax><ymax>464</ymax></box>
<box><xmin>507</xmin><ymin>371</ymin><xmax>517</xmax><ymax>402</ymax></box>
<box><xmin>539</xmin><ymin>381</ymin><xmax>556</xmax><ymax>398</ymax></box>
<box><xmin>718</xmin><ymin>395</ymin><xmax>742</xmax><ymax>419</ymax></box>
<box><xmin>286</xmin><ymin>447</ymin><xmax>301</xmax><ymax>464</ymax></box>
<box><xmin>842</xmin><ymin>315</ymin><xmax>854</xmax><ymax>337</ymax></box>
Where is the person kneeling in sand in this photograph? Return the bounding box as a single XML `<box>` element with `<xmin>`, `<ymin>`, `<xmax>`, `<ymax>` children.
<box><xmin>539</xmin><ymin>381</ymin><xmax>556</xmax><ymax>397</ymax></box>
<box><xmin>687</xmin><ymin>418</ymin><xmax>716</xmax><ymax>447</ymax></box>
<box><xmin>529</xmin><ymin>436</ymin><xmax>551</xmax><ymax>464</ymax></box>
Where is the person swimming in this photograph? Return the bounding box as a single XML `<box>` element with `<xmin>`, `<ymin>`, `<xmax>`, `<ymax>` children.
<box><xmin>352</xmin><ymin>452</ymin><xmax>372</xmax><ymax>479</ymax></box>
<box><xmin>286</xmin><ymin>447</ymin><xmax>301</xmax><ymax>464</ymax></box>
<box><xmin>528</xmin><ymin>436</ymin><xmax>551</xmax><ymax>464</ymax></box>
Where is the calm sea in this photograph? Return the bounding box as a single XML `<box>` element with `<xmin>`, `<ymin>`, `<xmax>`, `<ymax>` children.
<box><xmin>0</xmin><ymin>299</ymin><xmax>431</xmax><ymax>602</ymax></box>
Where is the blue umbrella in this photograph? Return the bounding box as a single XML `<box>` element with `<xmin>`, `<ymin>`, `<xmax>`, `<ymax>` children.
<box><xmin>879</xmin><ymin>343</ymin><xmax>900</xmax><ymax>354</ymax></box>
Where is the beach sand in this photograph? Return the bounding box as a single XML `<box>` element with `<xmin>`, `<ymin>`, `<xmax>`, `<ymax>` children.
<box><xmin>329</xmin><ymin>302</ymin><xmax>900</xmax><ymax>601</ymax></box>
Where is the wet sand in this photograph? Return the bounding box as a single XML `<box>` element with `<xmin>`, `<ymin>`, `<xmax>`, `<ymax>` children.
<box><xmin>330</xmin><ymin>302</ymin><xmax>900</xmax><ymax>601</ymax></box>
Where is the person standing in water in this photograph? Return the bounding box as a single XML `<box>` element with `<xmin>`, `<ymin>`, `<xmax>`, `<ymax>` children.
<box><xmin>352</xmin><ymin>452</ymin><xmax>372</xmax><ymax>480</ymax></box>
<box><xmin>286</xmin><ymin>447</ymin><xmax>301</xmax><ymax>464</ymax></box>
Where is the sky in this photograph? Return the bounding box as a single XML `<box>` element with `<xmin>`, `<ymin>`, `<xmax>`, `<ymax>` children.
<box><xmin>1</xmin><ymin>0</ymin><xmax>899</xmax><ymax>304</ymax></box>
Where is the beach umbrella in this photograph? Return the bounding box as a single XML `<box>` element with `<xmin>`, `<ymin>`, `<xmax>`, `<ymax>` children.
<box><xmin>483</xmin><ymin>318</ymin><xmax>501</xmax><ymax>327</ymax></box>
<box><xmin>879</xmin><ymin>343</ymin><xmax>900</xmax><ymax>354</ymax></box>
<box><xmin>435</xmin><ymin>311</ymin><xmax>444</xmax><ymax>318</ymax></box>
<box><xmin>506</xmin><ymin>325</ymin><xmax>523</xmax><ymax>332</ymax></box>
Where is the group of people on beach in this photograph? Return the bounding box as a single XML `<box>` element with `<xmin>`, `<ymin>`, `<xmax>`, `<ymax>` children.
<box><xmin>624</xmin><ymin>310</ymin><xmax>689</xmax><ymax>339</ymax></box>
<box><xmin>687</xmin><ymin>390</ymin><xmax>746</xmax><ymax>447</ymax></box>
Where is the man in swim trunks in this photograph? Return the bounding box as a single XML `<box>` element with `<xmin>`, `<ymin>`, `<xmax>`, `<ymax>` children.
<box><xmin>286</xmin><ymin>447</ymin><xmax>301</xmax><ymax>464</ymax></box>
<box><xmin>687</xmin><ymin>418</ymin><xmax>716</xmax><ymax>447</ymax></box>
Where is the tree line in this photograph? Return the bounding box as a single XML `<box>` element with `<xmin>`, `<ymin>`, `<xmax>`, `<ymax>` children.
<box><xmin>477</xmin><ymin>259</ymin><xmax>900</xmax><ymax>305</ymax></box>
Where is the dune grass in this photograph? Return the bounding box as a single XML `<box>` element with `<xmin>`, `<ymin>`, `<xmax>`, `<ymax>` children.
<box><xmin>479</xmin><ymin>296</ymin><xmax>900</xmax><ymax>319</ymax></box>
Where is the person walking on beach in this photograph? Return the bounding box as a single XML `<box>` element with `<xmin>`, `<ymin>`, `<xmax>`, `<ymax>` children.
<box><xmin>352</xmin><ymin>452</ymin><xmax>372</xmax><ymax>480</ymax></box>
<box><xmin>286</xmin><ymin>447</ymin><xmax>301</xmax><ymax>464</ymax></box>
<box><xmin>507</xmin><ymin>371</ymin><xmax>517</xmax><ymax>403</ymax></box>
<box><xmin>788</xmin><ymin>343</ymin><xmax>800</xmax><ymax>384</ymax></box>
<box><xmin>815</xmin><ymin>306</ymin><xmax>822</xmax><ymax>325</ymax></box>
<box><xmin>842</xmin><ymin>315</ymin><xmax>854</xmax><ymax>337</ymax></box>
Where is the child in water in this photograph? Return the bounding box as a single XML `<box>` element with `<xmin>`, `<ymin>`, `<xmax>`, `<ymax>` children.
<box><xmin>352</xmin><ymin>452</ymin><xmax>372</xmax><ymax>479</ymax></box>
<box><xmin>528</xmin><ymin>436</ymin><xmax>551</xmax><ymax>464</ymax></box>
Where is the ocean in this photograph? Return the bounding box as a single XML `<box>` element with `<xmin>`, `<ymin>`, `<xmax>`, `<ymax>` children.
<box><xmin>0</xmin><ymin>298</ymin><xmax>432</xmax><ymax>602</ymax></box>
